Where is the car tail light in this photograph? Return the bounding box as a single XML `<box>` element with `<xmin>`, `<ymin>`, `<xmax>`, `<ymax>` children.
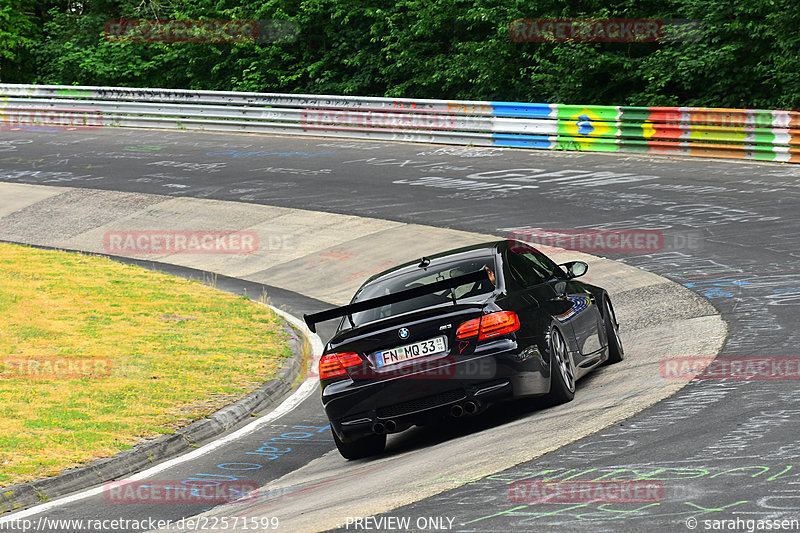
<box><xmin>456</xmin><ymin>318</ymin><xmax>480</xmax><ymax>339</ymax></box>
<box><xmin>478</xmin><ymin>311</ymin><xmax>520</xmax><ymax>340</ymax></box>
<box><xmin>319</xmin><ymin>352</ymin><xmax>362</xmax><ymax>380</ymax></box>
<box><xmin>456</xmin><ymin>311</ymin><xmax>520</xmax><ymax>341</ymax></box>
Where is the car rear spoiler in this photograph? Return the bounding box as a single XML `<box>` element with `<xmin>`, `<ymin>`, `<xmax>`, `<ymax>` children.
<box><xmin>303</xmin><ymin>269</ymin><xmax>490</xmax><ymax>333</ymax></box>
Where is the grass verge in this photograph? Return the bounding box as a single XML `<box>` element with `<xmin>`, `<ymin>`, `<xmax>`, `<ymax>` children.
<box><xmin>0</xmin><ymin>243</ymin><xmax>291</xmax><ymax>486</ymax></box>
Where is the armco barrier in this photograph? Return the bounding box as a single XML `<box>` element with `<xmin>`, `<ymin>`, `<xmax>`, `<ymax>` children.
<box><xmin>1</xmin><ymin>84</ymin><xmax>798</xmax><ymax>163</ymax></box>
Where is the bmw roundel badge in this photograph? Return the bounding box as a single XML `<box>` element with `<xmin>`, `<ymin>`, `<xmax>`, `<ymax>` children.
<box><xmin>398</xmin><ymin>328</ymin><xmax>410</xmax><ymax>339</ymax></box>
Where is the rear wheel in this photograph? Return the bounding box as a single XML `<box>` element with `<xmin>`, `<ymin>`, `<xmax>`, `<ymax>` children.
<box><xmin>546</xmin><ymin>326</ymin><xmax>575</xmax><ymax>405</ymax></box>
<box><xmin>332</xmin><ymin>428</ymin><xmax>386</xmax><ymax>460</ymax></box>
<box><xmin>603</xmin><ymin>298</ymin><xmax>624</xmax><ymax>365</ymax></box>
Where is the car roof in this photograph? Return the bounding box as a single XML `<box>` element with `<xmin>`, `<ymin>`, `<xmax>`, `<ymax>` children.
<box><xmin>360</xmin><ymin>240</ymin><xmax>505</xmax><ymax>287</ymax></box>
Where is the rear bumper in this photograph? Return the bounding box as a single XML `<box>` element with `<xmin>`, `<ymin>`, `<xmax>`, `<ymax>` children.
<box><xmin>322</xmin><ymin>339</ymin><xmax>550</xmax><ymax>442</ymax></box>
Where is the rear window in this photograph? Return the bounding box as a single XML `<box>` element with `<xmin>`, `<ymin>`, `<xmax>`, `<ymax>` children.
<box><xmin>343</xmin><ymin>256</ymin><xmax>497</xmax><ymax>328</ymax></box>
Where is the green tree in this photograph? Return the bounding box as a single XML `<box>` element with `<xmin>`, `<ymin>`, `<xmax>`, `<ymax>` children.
<box><xmin>0</xmin><ymin>0</ymin><xmax>39</xmax><ymax>82</ymax></box>
<box><xmin>1</xmin><ymin>0</ymin><xmax>797</xmax><ymax>109</ymax></box>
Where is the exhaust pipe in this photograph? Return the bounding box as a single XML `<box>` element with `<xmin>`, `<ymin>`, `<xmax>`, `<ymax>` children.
<box><xmin>463</xmin><ymin>401</ymin><xmax>478</xmax><ymax>415</ymax></box>
<box><xmin>450</xmin><ymin>404</ymin><xmax>464</xmax><ymax>418</ymax></box>
<box><xmin>372</xmin><ymin>422</ymin><xmax>386</xmax><ymax>435</ymax></box>
<box><xmin>384</xmin><ymin>420</ymin><xmax>397</xmax><ymax>432</ymax></box>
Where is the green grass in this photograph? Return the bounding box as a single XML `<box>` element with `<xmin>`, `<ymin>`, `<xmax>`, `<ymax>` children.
<box><xmin>0</xmin><ymin>243</ymin><xmax>292</xmax><ymax>486</ymax></box>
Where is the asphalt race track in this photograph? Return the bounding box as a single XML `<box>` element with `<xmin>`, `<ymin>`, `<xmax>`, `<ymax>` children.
<box><xmin>0</xmin><ymin>128</ymin><xmax>799</xmax><ymax>532</ymax></box>
<box><xmin>0</xmin><ymin>183</ymin><xmax>722</xmax><ymax>532</ymax></box>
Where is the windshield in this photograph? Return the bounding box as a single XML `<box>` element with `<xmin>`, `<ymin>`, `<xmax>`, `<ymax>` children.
<box><xmin>342</xmin><ymin>256</ymin><xmax>497</xmax><ymax>329</ymax></box>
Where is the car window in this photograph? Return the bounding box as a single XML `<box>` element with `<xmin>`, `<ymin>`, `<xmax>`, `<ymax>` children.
<box><xmin>342</xmin><ymin>256</ymin><xmax>497</xmax><ymax>329</ymax></box>
<box><xmin>507</xmin><ymin>248</ymin><xmax>562</xmax><ymax>286</ymax></box>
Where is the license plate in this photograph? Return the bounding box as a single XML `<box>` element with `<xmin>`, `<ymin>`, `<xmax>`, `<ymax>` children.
<box><xmin>374</xmin><ymin>336</ymin><xmax>447</xmax><ymax>368</ymax></box>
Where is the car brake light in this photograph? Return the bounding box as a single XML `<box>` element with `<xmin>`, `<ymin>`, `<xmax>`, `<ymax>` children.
<box><xmin>456</xmin><ymin>311</ymin><xmax>520</xmax><ymax>341</ymax></box>
<box><xmin>456</xmin><ymin>318</ymin><xmax>481</xmax><ymax>339</ymax></box>
<box><xmin>319</xmin><ymin>352</ymin><xmax>362</xmax><ymax>380</ymax></box>
<box><xmin>478</xmin><ymin>311</ymin><xmax>520</xmax><ymax>340</ymax></box>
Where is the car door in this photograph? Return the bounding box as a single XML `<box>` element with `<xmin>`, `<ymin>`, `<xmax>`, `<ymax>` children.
<box><xmin>506</xmin><ymin>246</ymin><xmax>603</xmax><ymax>370</ymax></box>
<box><xmin>554</xmin><ymin>276</ymin><xmax>604</xmax><ymax>362</ymax></box>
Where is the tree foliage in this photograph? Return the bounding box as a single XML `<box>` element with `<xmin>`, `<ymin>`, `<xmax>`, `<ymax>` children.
<box><xmin>2</xmin><ymin>0</ymin><xmax>798</xmax><ymax>108</ymax></box>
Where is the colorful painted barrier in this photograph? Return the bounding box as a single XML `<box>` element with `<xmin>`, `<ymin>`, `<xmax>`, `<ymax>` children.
<box><xmin>488</xmin><ymin>103</ymin><xmax>800</xmax><ymax>162</ymax></box>
<box><xmin>1</xmin><ymin>84</ymin><xmax>798</xmax><ymax>163</ymax></box>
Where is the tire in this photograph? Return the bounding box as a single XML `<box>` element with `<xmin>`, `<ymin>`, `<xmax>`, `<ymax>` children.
<box><xmin>603</xmin><ymin>298</ymin><xmax>624</xmax><ymax>365</ymax></box>
<box><xmin>546</xmin><ymin>326</ymin><xmax>576</xmax><ymax>405</ymax></box>
<box><xmin>332</xmin><ymin>428</ymin><xmax>386</xmax><ymax>460</ymax></box>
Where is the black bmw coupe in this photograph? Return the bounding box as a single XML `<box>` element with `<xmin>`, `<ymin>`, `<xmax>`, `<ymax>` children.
<box><xmin>304</xmin><ymin>240</ymin><xmax>623</xmax><ymax>459</ymax></box>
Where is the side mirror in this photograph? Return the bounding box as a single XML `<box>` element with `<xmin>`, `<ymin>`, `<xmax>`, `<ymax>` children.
<box><xmin>560</xmin><ymin>261</ymin><xmax>588</xmax><ymax>279</ymax></box>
